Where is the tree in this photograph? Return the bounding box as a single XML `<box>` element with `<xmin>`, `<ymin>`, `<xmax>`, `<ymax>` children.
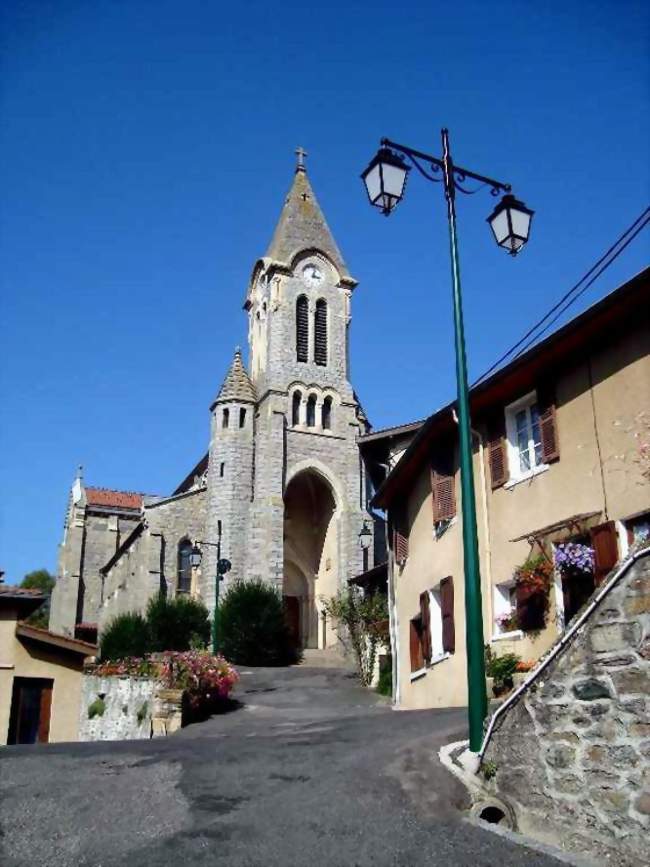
<box><xmin>321</xmin><ymin>589</ymin><xmax>388</xmax><ymax>686</ymax></box>
<box><xmin>21</xmin><ymin>569</ymin><xmax>55</xmax><ymax>594</ymax></box>
<box><xmin>20</xmin><ymin>569</ymin><xmax>55</xmax><ymax>628</ymax></box>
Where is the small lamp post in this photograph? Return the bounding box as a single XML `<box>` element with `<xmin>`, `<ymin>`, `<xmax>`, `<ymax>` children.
<box><xmin>362</xmin><ymin>130</ymin><xmax>532</xmax><ymax>753</ymax></box>
<box><xmin>358</xmin><ymin>520</ymin><xmax>372</xmax><ymax>572</ymax></box>
<box><xmin>190</xmin><ymin>533</ymin><xmax>231</xmax><ymax>655</ymax></box>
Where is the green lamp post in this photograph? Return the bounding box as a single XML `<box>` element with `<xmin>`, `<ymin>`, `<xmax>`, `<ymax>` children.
<box><xmin>361</xmin><ymin>129</ymin><xmax>533</xmax><ymax>751</ymax></box>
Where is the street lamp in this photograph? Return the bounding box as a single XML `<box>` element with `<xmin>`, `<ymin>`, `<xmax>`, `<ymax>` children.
<box><xmin>362</xmin><ymin>129</ymin><xmax>533</xmax><ymax>753</ymax></box>
<box><xmin>190</xmin><ymin>533</ymin><xmax>231</xmax><ymax>655</ymax></box>
<box><xmin>358</xmin><ymin>520</ymin><xmax>372</xmax><ymax>572</ymax></box>
<box><xmin>487</xmin><ymin>194</ymin><xmax>534</xmax><ymax>256</ymax></box>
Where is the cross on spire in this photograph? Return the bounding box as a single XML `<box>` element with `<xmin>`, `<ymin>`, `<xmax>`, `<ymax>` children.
<box><xmin>295</xmin><ymin>146</ymin><xmax>308</xmax><ymax>172</ymax></box>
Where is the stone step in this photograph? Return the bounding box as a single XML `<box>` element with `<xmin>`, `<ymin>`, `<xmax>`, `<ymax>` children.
<box><xmin>299</xmin><ymin>647</ymin><xmax>355</xmax><ymax>670</ymax></box>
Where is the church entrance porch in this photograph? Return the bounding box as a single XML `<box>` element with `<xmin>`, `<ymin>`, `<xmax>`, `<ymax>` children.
<box><xmin>283</xmin><ymin>469</ymin><xmax>339</xmax><ymax>649</ymax></box>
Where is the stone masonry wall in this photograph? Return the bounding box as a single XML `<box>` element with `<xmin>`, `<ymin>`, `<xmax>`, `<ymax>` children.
<box><xmin>483</xmin><ymin>549</ymin><xmax>650</xmax><ymax>866</ymax></box>
<box><xmin>80</xmin><ymin>674</ymin><xmax>157</xmax><ymax>741</ymax></box>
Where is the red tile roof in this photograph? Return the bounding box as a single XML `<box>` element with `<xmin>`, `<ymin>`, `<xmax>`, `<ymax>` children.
<box><xmin>85</xmin><ymin>487</ymin><xmax>143</xmax><ymax>510</ymax></box>
<box><xmin>0</xmin><ymin>585</ymin><xmax>45</xmax><ymax>599</ymax></box>
<box><xmin>16</xmin><ymin>622</ymin><xmax>97</xmax><ymax>655</ymax></box>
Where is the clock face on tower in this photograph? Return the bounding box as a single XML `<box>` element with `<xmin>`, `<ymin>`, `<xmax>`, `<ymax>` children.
<box><xmin>302</xmin><ymin>264</ymin><xmax>322</xmax><ymax>286</ymax></box>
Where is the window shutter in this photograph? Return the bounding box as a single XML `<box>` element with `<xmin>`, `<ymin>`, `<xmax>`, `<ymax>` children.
<box><xmin>590</xmin><ymin>521</ymin><xmax>619</xmax><ymax>585</ymax></box>
<box><xmin>431</xmin><ymin>467</ymin><xmax>456</xmax><ymax>522</ymax></box>
<box><xmin>537</xmin><ymin>383</ymin><xmax>560</xmax><ymax>463</ymax></box>
<box><xmin>314</xmin><ymin>299</ymin><xmax>327</xmax><ymax>366</ymax></box>
<box><xmin>296</xmin><ymin>296</ymin><xmax>309</xmax><ymax>362</ymax></box>
<box><xmin>420</xmin><ymin>592</ymin><xmax>431</xmax><ymax>664</ymax></box>
<box><xmin>487</xmin><ymin>414</ymin><xmax>508</xmax><ymax>489</ymax></box>
<box><xmin>440</xmin><ymin>576</ymin><xmax>455</xmax><ymax>653</ymax></box>
<box><xmin>394</xmin><ymin>528</ymin><xmax>409</xmax><ymax>565</ymax></box>
<box><xmin>392</xmin><ymin>505</ymin><xmax>409</xmax><ymax>565</ymax></box>
<box><xmin>409</xmin><ymin>619</ymin><xmax>424</xmax><ymax>672</ymax></box>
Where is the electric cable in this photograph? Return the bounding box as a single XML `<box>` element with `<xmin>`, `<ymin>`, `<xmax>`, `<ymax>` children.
<box><xmin>472</xmin><ymin>206</ymin><xmax>650</xmax><ymax>386</ymax></box>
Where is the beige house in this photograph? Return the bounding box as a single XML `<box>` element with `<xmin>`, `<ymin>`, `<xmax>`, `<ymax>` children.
<box><xmin>1</xmin><ymin>586</ymin><xmax>96</xmax><ymax>745</ymax></box>
<box><xmin>368</xmin><ymin>269</ymin><xmax>649</xmax><ymax>710</ymax></box>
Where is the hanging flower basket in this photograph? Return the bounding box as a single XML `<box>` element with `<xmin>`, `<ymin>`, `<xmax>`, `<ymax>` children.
<box><xmin>554</xmin><ymin>542</ymin><xmax>595</xmax><ymax>578</ymax></box>
<box><xmin>513</xmin><ymin>555</ymin><xmax>554</xmax><ymax>632</ymax></box>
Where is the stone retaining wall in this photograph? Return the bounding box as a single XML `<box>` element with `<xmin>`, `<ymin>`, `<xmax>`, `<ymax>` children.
<box><xmin>482</xmin><ymin>549</ymin><xmax>650</xmax><ymax>866</ymax></box>
<box><xmin>79</xmin><ymin>675</ymin><xmax>184</xmax><ymax>741</ymax></box>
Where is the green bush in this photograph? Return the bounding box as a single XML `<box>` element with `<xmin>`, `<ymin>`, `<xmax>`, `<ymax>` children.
<box><xmin>88</xmin><ymin>698</ymin><xmax>106</xmax><ymax>719</ymax></box>
<box><xmin>100</xmin><ymin>612</ymin><xmax>150</xmax><ymax>661</ymax></box>
<box><xmin>217</xmin><ymin>579</ymin><xmax>300</xmax><ymax>666</ymax></box>
<box><xmin>377</xmin><ymin>656</ymin><xmax>392</xmax><ymax>697</ymax></box>
<box><xmin>146</xmin><ymin>594</ymin><xmax>210</xmax><ymax>653</ymax></box>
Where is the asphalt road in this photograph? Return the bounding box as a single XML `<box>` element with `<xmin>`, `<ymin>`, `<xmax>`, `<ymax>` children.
<box><xmin>0</xmin><ymin>665</ymin><xmax>564</xmax><ymax>867</ymax></box>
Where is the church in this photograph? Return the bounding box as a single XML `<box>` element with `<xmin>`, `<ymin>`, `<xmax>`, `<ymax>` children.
<box><xmin>49</xmin><ymin>153</ymin><xmax>387</xmax><ymax>650</ymax></box>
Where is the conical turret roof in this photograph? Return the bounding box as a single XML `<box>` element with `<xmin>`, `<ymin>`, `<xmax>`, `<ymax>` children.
<box><xmin>265</xmin><ymin>161</ymin><xmax>351</xmax><ymax>280</ymax></box>
<box><xmin>210</xmin><ymin>348</ymin><xmax>257</xmax><ymax>409</ymax></box>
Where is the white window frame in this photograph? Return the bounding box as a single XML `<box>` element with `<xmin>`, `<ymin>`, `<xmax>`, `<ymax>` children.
<box><xmin>491</xmin><ymin>580</ymin><xmax>523</xmax><ymax>641</ymax></box>
<box><xmin>428</xmin><ymin>587</ymin><xmax>451</xmax><ymax>667</ymax></box>
<box><xmin>504</xmin><ymin>390</ymin><xmax>549</xmax><ymax>486</ymax></box>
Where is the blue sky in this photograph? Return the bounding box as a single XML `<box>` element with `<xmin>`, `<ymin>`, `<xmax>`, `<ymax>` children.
<box><xmin>1</xmin><ymin>0</ymin><xmax>648</xmax><ymax>582</ymax></box>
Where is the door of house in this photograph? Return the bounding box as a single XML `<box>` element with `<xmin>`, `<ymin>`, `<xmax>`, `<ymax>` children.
<box><xmin>283</xmin><ymin>596</ymin><xmax>301</xmax><ymax>647</ymax></box>
<box><xmin>7</xmin><ymin>677</ymin><xmax>53</xmax><ymax>745</ymax></box>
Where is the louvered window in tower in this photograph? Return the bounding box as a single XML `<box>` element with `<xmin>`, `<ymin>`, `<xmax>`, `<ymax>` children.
<box><xmin>314</xmin><ymin>299</ymin><xmax>327</xmax><ymax>366</ymax></box>
<box><xmin>296</xmin><ymin>296</ymin><xmax>309</xmax><ymax>362</ymax></box>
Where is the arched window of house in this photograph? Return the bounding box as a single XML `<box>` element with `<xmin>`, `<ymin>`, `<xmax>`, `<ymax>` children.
<box><xmin>322</xmin><ymin>396</ymin><xmax>333</xmax><ymax>430</ymax></box>
<box><xmin>296</xmin><ymin>295</ymin><xmax>309</xmax><ymax>362</ymax></box>
<box><xmin>222</xmin><ymin>408</ymin><xmax>229</xmax><ymax>429</ymax></box>
<box><xmin>306</xmin><ymin>394</ymin><xmax>317</xmax><ymax>427</ymax></box>
<box><xmin>314</xmin><ymin>299</ymin><xmax>327</xmax><ymax>366</ymax></box>
<box><xmin>239</xmin><ymin>408</ymin><xmax>246</xmax><ymax>428</ymax></box>
<box><xmin>292</xmin><ymin>391</ymin><xmax>302</xmax><ymax>426</ymax></box>
<box><xmin>177</xmin><ymin>539</ymin><xmax>193</xmax><ymax>594</ymax></box>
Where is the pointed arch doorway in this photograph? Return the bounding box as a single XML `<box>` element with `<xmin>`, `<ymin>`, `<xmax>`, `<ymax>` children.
<box><xmin>283</xmin><ymin>469</ymin><xmax>338</xmax><ymax>649</ymax></box>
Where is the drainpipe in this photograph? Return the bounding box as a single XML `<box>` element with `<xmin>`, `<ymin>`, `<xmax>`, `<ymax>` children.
<box><xmin>479</xmin><ymin>545</ymin><xmax>650</xmax><ymax>760</ymax></box>
<box><xmin>453</xmin><ymin>411</ymin><xmax>494</xmax><ymax>634</ymax></box>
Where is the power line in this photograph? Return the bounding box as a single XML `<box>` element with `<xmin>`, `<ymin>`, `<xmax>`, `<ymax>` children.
<box><xmin>472</xmin><ymin>206</ymin><xmax>650</xmax><ymax>387</ymax></box>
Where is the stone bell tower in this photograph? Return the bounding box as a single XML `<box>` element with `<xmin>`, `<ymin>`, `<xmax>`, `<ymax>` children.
<box><xmin>233</xmin><ymin>150</ymin><xmax>373</xmax><ymax>648</ymax></box>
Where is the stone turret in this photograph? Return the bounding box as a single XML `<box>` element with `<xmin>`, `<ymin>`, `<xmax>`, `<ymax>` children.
<box><xmin>203</xmin><ymin>348</ymin><xmax>256</xmax><ymax>609</ymax></box>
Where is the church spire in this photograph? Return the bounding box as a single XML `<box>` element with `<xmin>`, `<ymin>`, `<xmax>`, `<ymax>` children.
<box><xmin>264</xmin><ymin>150</ymin><xmax>351</xmax><ymax>280</ymax></box>
<box><xmin>210</xmin><ymin>347</ymin><xmax>257</xmax><ymax>410</ymax></box>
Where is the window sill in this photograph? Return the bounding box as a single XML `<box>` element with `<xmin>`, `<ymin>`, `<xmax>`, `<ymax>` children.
<box><xmin>410</xmin><ymin>667</ymin><xmax>427</xmax><ymax>682</ymax></box>
<box><xmin>0</xmin><ymin>662</ymin><xmax>15</xmax><ymax>670</ymax></box>
<box><xmin>491</xmin><ymin>630</ymin><xmax>524</xmax><ymax>642</ymax></box>
<box><xmin>504</xmin><ymin>463</ymin><xmax>549</xmax><ymax>489</ymax></box>
<box><xmin>429</xmin><ymin>651</ymin><xmax>451</xmax><ymax>667</ymax></box>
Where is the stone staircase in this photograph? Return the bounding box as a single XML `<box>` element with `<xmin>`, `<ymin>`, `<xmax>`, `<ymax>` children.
<box><xmin>299</xmin><ymin>647</ymin><xmax>355</xmax><ymax>670</ymax></box>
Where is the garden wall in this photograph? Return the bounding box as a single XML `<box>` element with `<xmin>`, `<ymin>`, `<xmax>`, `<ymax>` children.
<box><xmin>482</xmin><ymin>548</ymin><xmax>650</xmax><ymax>866</ymax></box>
<box><xmin>79</xmin><ymin>674</ymin><xmax>158</xmax><ymax>741</ymax></box>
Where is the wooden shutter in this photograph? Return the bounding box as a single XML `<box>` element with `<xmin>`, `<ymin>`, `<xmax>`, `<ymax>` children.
<box><xmin>38</xmin><ymin>683</ymin><xmax>53</xmax><ymax>743</ymax></box>
<box><xmin>590</xmin><ymin>521</ymin><xmax>619</xmax><ymax>585</ymax></box>
<box><xmin>431</xmin><ymin>466</ymin><xmax>456</xmax><ymax>522</ymax></box>
<box><xmin>440</xmin><ymin>576</ymin><xmax>455</xmax><ymax>653</ymax></box>
<box><xmin>296</xmin><ymin>296</ymin><xmax>309</xmax><ymax>362</ymax></box>
<box><xmin>486</xmin><ymin>414</ymin><xmax>508</xmax><ymax>489</ymax></box>
<box><xmin>392</xmin><ymin>505</ymin><xmax>409</xmax><ymax>565</ymax></box>
<box><xmin>314</xmin><ymin>299</ymin><xmax>327</xmax><ymax>366</ymax></box>
<box><xmin>420</xmin><ymin>592</ymin><xmax>432</xmax><ymax>664</ymax></box>
<box><xmin>409</xmin><ymin>619</ymin><xmax>424</xmax><ymax>672</ymax></box>
<box><xmin>537</xmin><ymin>382</ymin><xmax>560</xmax><ymax>463</ymax></box>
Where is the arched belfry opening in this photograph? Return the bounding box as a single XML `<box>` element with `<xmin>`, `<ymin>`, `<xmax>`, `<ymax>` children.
<box><xmin>283</xmin><ymin>469</ymin><xmax>338</xmax><ymax>648</ymax></box>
